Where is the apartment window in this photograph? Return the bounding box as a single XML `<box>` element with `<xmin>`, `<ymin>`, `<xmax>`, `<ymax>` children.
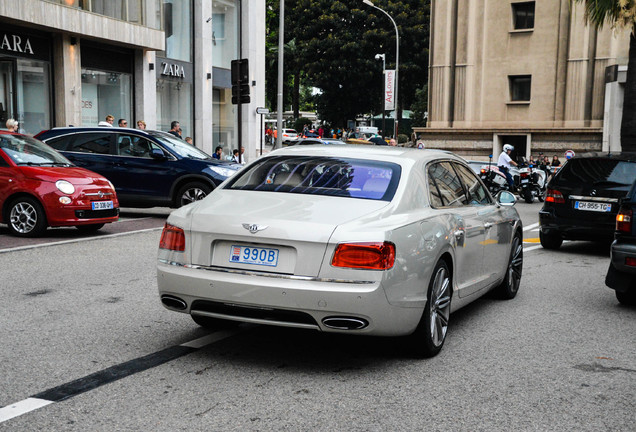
<box><xmin>509</xmin><ymin>75</ymin><xmax>531</xmax><ymax>102</ymax></box>
<box><xmin>512</xmin><ymin>2</ymin><xmax>535</xmax><ymax>30</ymax></box>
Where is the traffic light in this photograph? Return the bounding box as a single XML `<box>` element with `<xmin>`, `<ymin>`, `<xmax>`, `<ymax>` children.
<box><xmin>231</xmin><ymin>59</ymin><xmax>250</xmax><ymax>104</ymax></box>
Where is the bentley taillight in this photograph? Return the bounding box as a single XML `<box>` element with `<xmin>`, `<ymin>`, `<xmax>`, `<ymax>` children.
<box><xmin>159</xmin><ymin>223</ymin><xmax>185</xmax><ymax>251</ymax></box>
<box><xmin>545</xmin><ymin>188</ymin><xmax>565</xmax><ymax>204</ymax></box>
<box><xmin>616</xmin><ymin>208</ymin><xmax>633</xmax><ymax>234</ymax></box>
<box><xmin>331</xmin><ymin>242</ymin><xmax>395</xmax><ymax>270</ymax></box>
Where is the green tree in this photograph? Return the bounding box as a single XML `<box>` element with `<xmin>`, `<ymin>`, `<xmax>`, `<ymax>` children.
<box><xmin>573</xmin><ymin>0</ymin><xmax>636</xmax><ymax>151</ymax></box>
<box><xmin>265</xmin><ymin>0</ymin><xmax>430</xmax><ymax>131</ymax></box>
<box><xmin>411</xmin><ymin>84</ymin><xmax>428</xmax><ymax>127</ymax></box>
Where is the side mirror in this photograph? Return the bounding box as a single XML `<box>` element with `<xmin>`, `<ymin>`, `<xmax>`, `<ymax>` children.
<box><xmin>150</xmin><ymin>148</ymin><xmax>167</xmax><ymax>160</ymax></box>
<box><xmin>496</xmin><ymin>190</ymin><xmax>516</xmax><ymax>206</ymax></box>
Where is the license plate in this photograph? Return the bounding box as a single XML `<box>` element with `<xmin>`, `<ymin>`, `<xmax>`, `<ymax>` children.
<box><xmin>574</xmin><ymin>201</ymin><xmax>612</xmax><ymax>212</ymax></box>
<box><xmin>230</xmin><ymin>245</ymin><xmax>279</xmax><ymax>267</ymax></box>
<box><xmin>521</xmin><ymin>179</ymin><xmax>529</xmax><ymax>184</ymax></box>
<box><xmin>91</xmin><ymin>200</ymin><xmax>114</xmax><ymax>210</ymax></box>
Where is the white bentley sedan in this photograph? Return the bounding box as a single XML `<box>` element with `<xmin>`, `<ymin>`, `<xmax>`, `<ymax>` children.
<box><xmin>157</xmin><ymin>146</ymin><xmax>522</xmax><ymax>357</ymax></box>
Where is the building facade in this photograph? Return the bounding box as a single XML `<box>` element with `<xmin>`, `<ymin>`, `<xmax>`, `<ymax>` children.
<box><xmin>416</xmin><ymin>0</ymin><xmax>630</xmax><ymax>160</ymax></box>
<box><xmin>0</xmin><ymin>0</ymin><xmax>265</xmax><ymax>161</ymax></box>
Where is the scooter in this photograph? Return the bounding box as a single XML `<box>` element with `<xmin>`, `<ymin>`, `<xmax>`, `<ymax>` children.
<box><xmin>517</xmin><ymin>162</ymin><xmax>547</xmax><ymax>203</ymax></box>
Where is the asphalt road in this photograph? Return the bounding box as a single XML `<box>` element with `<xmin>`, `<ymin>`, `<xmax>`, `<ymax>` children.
<box><xmin>0</xmin><ymin>201</ymin><xmax>634</xmax><ymax>431</ymax></box>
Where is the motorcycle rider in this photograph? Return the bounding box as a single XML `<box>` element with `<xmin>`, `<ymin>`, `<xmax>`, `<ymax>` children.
<box><xmin>498</xmin><ymin>144</ymin><xmax>518</xmax><ymax>191</ymax></box>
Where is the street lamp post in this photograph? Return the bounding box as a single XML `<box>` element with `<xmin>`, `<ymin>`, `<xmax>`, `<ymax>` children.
<box><xmin>375</xmin><ymin>53</ymin><xmax>386</xmax><ymax>138</ymax></box>
<box><xmin>363</xmin><ymin>0</ymin><xmax>399</xmax><ymax>139</ymax></box>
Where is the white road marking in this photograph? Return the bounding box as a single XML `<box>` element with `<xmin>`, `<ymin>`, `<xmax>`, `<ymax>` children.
<box><xmin>0</xmin><ymin>328</ymin><xmax>244</xmax><ymax>424</ymax></box>
<box><xmin>0</xmin><ymin>227</ymin><xmax>163</xmax><ymax>254</ymax></box>
<box><xmin>0</xmin><ymin>398</ymin><xmax>52</xmax><ymax>423</ymax></box>
<box><xmin>523</xmin><ymin>245</ymin><xmax>543</xmax><ymax>253</ymax></box>
<box><xmin>523</xmin><ymin>222</ymin><xmax>539</xmax><ymax>231</ymax></box>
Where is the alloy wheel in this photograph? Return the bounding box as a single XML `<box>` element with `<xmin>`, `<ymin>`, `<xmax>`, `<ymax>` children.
<box><xmin>181</xmin><ymin>187</ymin><xmax>207</xmax><ymax>205</ymax></box>
<box><xmin>429</xmin><ymin>266</ymin><xmax>451</xmax><ymax>347</ymax></box>
<box><xmin>10</xmin><ymin>201</ymin><xmax>38</xmax><ymax>234</ymax></box>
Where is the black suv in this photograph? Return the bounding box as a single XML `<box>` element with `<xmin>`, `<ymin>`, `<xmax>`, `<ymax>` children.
<box><xmin>539</xmin><ymin>152</ymin><xmax>636</xmax><ymax>249</ymax></box>
<box><xmin>36</xmin><ymin>127</ymin><xmax>241</xmax><ymax>208</ymax></box>
<box><xmin>605</xmin><ymin>179</ymin><xmax>636</xmax><ymax>305</ymax></box>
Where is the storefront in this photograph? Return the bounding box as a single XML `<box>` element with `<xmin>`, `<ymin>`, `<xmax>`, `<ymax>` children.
<box><xmin>0</xmin><ymin>26</ymin><xmax>52</xmax><ymax>135</ymax></box>
<box><xmin>156</xmin><ymin>0</ymin><xmax>193</xmax><ymax>139</ymax></box>
<box><xmin>80</xmin><ymin>42</ymin><xmax>134</xmax><ymax>127</ymax></box>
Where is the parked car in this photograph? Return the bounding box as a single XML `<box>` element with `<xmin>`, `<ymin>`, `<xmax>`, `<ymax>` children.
<box><xmin>157</xmin><ymin>146</ymin><xmax>523</xmax><ymax>358</ymax></box>
<box><xmin>539</xmin><ymin>152</ymin><xmax>636</xmax><ymax>249</ymax></box>
<box><xmin>0</xmin><ymin>131</ymin><xmax>119</xmax><ymax>237</ymax></box>
<box><xmin>281</xmin><ymin>129</ymin><xmax>299</xmax><ymax>144</ymax></box>
<box><xmin>36</xmin><ymin>127</ymin><xmax>241</xmax><ymax>208</ymax></box>
<box><xmin>292</xmin><ymin>138</ymin><xmax>345</xmax><ymax>145</ymax></box>
<box><xmin>605</xmin><ymin>179</ymin><xmax>636</xmax><ymax>305</ymax></box>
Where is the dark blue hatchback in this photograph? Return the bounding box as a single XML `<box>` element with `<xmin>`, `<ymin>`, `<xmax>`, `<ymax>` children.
<box><xmin>36</xmin><ymin>127</ymin><xmax>241</xmax><ymax>208</ymax></box>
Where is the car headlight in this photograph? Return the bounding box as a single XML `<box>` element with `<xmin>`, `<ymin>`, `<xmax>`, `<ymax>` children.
<box><xmin>55</xmin><ymin>180</ymin><xmax>75</xmax><ymax>195</ymax></box>
<box><xmin>206</xmin><ymin>165</ymin><xmax>239</xmax><ymax>178</ymax></box>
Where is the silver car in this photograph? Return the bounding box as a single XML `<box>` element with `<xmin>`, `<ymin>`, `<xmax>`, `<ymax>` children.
<box><xmin>157</xmin><ymin>146</ymin><xmax>523</xmax><ymax>357</ymax></box>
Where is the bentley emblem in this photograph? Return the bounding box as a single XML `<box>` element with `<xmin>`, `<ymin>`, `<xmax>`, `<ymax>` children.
<box><xmin>590</xmin><ymin>189</ymin><xmax>597</xmax><ymax>196</ymax></box>
<box><xmin>242</xmin><ymin>223</ymin><xmax>268</xmax><ymax>234</ymax></box>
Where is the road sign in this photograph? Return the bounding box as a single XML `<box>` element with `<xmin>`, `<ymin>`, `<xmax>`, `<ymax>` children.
<box><xmin>565</xmin><ymin>150</ymin><xmax>575</xmax><ymax>159</ymax></box>
<box><xmin>256</xmin><ymin>107</ymin><xmax>269</xmax><ymax>115</ymax></box>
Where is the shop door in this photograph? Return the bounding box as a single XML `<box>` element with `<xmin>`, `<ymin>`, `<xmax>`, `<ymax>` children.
<box><xmin>0</xmin><ymin>60</ymin><xmax>17</xmax><ymax>128</ymax></box>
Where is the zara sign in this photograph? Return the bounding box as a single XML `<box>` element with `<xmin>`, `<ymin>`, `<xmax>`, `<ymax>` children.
<box><xmin>161</xmin><ymin>62</ymin><xmax>186</xmax><ymax>78</ymax></box>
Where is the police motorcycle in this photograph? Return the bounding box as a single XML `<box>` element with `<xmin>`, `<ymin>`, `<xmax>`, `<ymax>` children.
<box><xmin>479</xmin><ymin>154</ymin><xmax>519</xmax><ymax>195</ymax></box>
<box><xmin>517</xmin><ymin>159</ymin><xmax>547</xmax><ymax>203</ymax></box>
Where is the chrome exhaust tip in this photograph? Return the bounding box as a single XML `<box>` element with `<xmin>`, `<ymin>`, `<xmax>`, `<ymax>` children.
<box><xmin>322</xmin><ymin>317</ymin><xmax>368</xmax><ymax>330</ymax></box>
<box><xmin>161</xmin><ymin>295</ymin><xmax>187</xmax><ymax>310</ymax></box>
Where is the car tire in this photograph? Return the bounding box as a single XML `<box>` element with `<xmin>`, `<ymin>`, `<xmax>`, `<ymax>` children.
<box><xmin>540</xmin><ymin>230</ymin><xmax>563</xmax><ymax>250</ymax></box>
<box><xmin>191</xmin><ymin>314</ymin><xmax>237</xmax><ymax>329</ymax></box>
<box><xmin>7</xmin><ymin>196</ymin><xmax>48</xmax><ymax>237</ymax></box>
<box><xmin>75</xmin><ymin>223</ymin><xmax>105</xmax><ymax>232</ymax></box>
<box><xmin>494</xmin><ymin>234</ymin><xmax>523</xmax><ymax>299</ymax></box>
<box><xmin>175</xmin><ymin>182</ymin><xmax>212</xmax><ymax>207</ymax></box>
<box><xmin>407</xmin><ymin>259</ymin><xmax>452</xmax><ymax>358</ymax></box>
<box><xmin>616</xmin><ymin>290</ymin><xmax>636</xmax><ymax>306</ymax></box>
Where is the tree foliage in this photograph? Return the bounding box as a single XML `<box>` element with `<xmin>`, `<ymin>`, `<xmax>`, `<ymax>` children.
<box><xmin>266</xmin><ymin>0</ymin><xmax>430</xmax><ymax>129</ymax></box>
<box><xmin>572</xmin><ymin>0</ymin><xmax>636</xmax><ymax>151</ymax></box>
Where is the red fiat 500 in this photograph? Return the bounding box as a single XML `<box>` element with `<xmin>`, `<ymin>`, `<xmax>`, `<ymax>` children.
<box><xmin>0</xmin><ymin>131</ymin><xmax>120</xmax><ymax>237</ymax></box>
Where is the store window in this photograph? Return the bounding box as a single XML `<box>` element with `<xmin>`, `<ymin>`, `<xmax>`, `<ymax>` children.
<box><xmin>16</xmin><ymin>59</ymin><xmax>51</xmax><ymax>134</ymax></box>
<box><xmin>156</xmin><ymin>79</ymin><xmax>192</xmax><ymax>138</ymax></box>
<box><xmin>81</xmin><ymin>69</ymin><xmax>132</xmax><ymax>126</ymax></box>
<box><xmin>213</xmin><ymin>88</ymin><xmax>236</xmax><ymax>159</ymax></box>
<box><xmin>162</xmin><ymin>0</ymin><xmax>192</xmax><ymax>63</ymax></box>
<box><xmin>211</xmin><ymin>1</ymin><xmax>239</xmax><ymax>69</ymax></box>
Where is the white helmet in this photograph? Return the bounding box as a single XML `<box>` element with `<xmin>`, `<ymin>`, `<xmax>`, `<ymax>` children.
<box><xmin>503</xmin><ymin>144</ymin><xmax>514</xmax><ymax>152</ymax></box>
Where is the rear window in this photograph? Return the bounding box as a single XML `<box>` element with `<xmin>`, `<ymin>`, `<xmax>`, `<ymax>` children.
<box><xmin>556</xmin><ymin>158</ymin><xmax>636</xmax><ymax>186</ymax></box>
<box><xmin>225</xmin><ymin>155</ymin><xmax>401</xmax><ymax>201</ymax></box>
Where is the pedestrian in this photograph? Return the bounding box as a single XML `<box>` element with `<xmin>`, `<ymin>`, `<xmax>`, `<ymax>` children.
<box><xmin>5</xmin><ymin>118</ymin><xmax>18</xmax><ymax>132</ymax></box>
<box><xmin>230</xmin><ymin>149</ymin><xmax>240</xmax><ymax>163</ymax></box>
<box><xmin>551</xmin><ymin>155</ymin><xmax>561</xmax><ymax>167</ymax></box>
<box><xmin>239</xmin><ymin>147</ymin><xmax>246</xmax><ymax>164</ymax></box>
<box><xmin>118</xmin><ymin>118</ymin><xmax>128</xmax><ymax>127</ymax></box>
<box><xmin>498</xmin><ymin>144</ymin><xmax>518</xmax><ymax>190</ymax></box>
<box><xmin>212</xmin><ymin>146</ymin><xmax>223</xmax><ymax>160</ymax></box>
<box><xmin>98</xmin><ymin>115</ymin><xmax>114</xmax><ymax>127</ymax></box>
<box><xmin>168</xmin><ymin>121</ymin><xmax>182</xmax><ymax>139</ymax></box>
<box><xmin>318</xmin><ymin>126</ymin><xmax>324</xmax><ymax>138</ymax></box>
<box><xmin>185</xmin><ymin>137</ymin><xmax>193</xmax><ymax>145</ymax></box>
<box><xmin>389</xmin><ymin>138</ymin><xmax>397</xmax><ymax>146</ymax></box>
<box><xmin>136</xmin><ymin>120</ymin><xmax>146</xmax><ymax>130</ymax></box>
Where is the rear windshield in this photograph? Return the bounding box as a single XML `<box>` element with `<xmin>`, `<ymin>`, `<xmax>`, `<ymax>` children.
<box><xmin>557</xmin><ymin>158</ymin><xmax>636</xmax><ymax>186</ymax></box>
<box><xmin>225</xmin><ymin>155</ymin><xmax>401</xmax><ymax>201</ymax></box>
